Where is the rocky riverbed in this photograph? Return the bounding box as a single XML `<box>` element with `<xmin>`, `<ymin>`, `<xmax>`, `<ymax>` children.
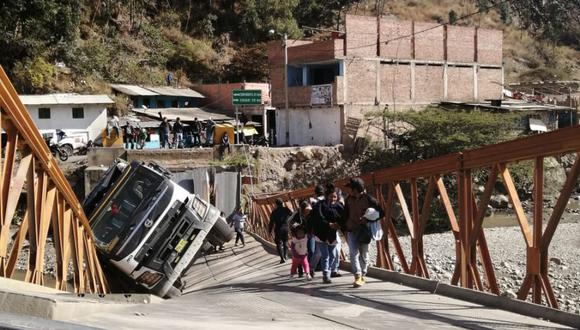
<box><xmin>378</xmin><ymin>221</ymin><xmax>580</xmax><ymax>314</ymax></box>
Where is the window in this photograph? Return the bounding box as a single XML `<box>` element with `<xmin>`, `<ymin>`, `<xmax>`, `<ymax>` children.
<box><xmin>72</xmin><ymin>107</ymin><xmax>84</xmax><ymax>119</ymax></box>
<box><xmin>38</xmin><ymin>108</ymin><xmax>51</xmax><ymax>119</ymax></box>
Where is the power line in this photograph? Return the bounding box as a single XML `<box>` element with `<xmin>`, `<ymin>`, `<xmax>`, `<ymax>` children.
<box><xmin>269</xmin><ymin>0</ymin><xmax>511</xmax><ymax>58</ymax></box>
<box><xmin>384</xmin><ymin>0</ymin><xmax>512</xmax><ymax>44</ymax></box>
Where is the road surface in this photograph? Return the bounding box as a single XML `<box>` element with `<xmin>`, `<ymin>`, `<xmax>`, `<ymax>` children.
<box><xmin>66</xmin><ymin>236</ymin><xmax>571</xmax><ymax>329</ymax></box>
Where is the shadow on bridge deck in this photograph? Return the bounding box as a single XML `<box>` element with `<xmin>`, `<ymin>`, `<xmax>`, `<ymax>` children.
<box><xmin>70</xmin><ymin>236</ymin><xmax>572</xmax><ymax>329</ymax></box>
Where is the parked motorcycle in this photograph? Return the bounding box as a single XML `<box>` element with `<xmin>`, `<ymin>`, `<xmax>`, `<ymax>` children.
<box><xmin>45</xmin><ymin>138</ymin><xmax>69</xmax><ymax>161</ymax></box>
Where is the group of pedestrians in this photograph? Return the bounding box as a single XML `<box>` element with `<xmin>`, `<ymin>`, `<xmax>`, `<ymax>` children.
<box><xmin>158</xmin><ymin>115</ymin><xmax>214</xmax><ymax>149</ymax></box>
<box><xmin>268</xmin><ymin>177</ymin><xmax>383</xmax><ymax>287</ymax></box>
<box><xmin>115</xmin><ymin>120</ymin><xmax>149</xmax><ymax>150</ymax></box>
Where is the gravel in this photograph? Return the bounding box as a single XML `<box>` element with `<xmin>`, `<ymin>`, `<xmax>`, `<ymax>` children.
<box><xmin>377</xmin><ymin>221</ymin><xmax>580</xmax><ymax>314</ymax></box>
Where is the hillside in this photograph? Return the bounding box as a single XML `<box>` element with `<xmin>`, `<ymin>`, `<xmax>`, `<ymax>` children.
<box><xmin>1</xmin><ymin>0</ymin><xmax>578</xmax><ymax>103</ymax></box>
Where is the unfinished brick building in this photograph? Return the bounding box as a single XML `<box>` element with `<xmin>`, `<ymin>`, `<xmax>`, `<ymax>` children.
<box><xmin>267</xmin><ymin>14</ymin><xmax>503</xmax><ymax>146</ymax></box>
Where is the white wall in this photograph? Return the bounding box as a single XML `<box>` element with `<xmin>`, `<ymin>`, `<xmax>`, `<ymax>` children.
<box><xmin>26</xmin><ymin>104</ymin><xmax>108</xmax><ymax>141</ymax></box>
<box><xmin>276</xmin><ymin>107</ymin><xmax>341</xmax><ymax>146</ymax></box>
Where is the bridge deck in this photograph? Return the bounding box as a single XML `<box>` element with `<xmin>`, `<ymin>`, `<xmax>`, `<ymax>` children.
<box><xmin>70</xmin><ymin>237</ymin><xmax>571</xmax><ymax>329</ymax></box>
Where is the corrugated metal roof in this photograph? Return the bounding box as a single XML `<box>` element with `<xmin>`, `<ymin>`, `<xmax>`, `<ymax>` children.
<box><xmin>110</xmin><ymin>84</ymin><xmax>159</xmax><ymax>96</ymax></box>
<box><xmin>144</xmin><ymin>86</ymin><xmax>205</xmax><ymax>98</ymax></box>
<box><xmin>19</xmin><ymin>94</ymin><xmax>114</xmax><ymax>105</ymax></box>
<box><xmin>132</xmin><ymin>107</ymin><xmax>232</xmax><ymax>122</ymax></box>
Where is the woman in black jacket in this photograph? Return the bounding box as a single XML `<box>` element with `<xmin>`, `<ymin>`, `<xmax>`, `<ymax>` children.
<box><xmin>310</xmin><ymin>184</ymin><xmax>343</xmax><ymax>284</ymax></box>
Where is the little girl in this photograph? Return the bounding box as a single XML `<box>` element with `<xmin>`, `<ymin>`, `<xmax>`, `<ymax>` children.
<box><xmin>290</xmin><ymin>227</ymin><xmax>311</xmax><ymax>280</ymax></box>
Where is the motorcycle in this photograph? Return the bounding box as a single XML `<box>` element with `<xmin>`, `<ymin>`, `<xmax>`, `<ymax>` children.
<box><xmin>45</xmin><ymin>138</ymin><xmax>69</xmax><ymax>161</ymax></box>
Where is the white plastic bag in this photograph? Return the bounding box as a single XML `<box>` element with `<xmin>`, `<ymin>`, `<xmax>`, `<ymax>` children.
<box><xmin>368</xmin><ymin>219</ymin><xmax>383</xmax><ymax>241</ymax></box>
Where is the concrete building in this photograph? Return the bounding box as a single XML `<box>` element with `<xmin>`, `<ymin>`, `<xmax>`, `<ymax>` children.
<box><xmin>267</xmin><ymin>14</ymin><xmax>504</xmax><ymax>146</ymax></box>
<box><xmin>19</xmin><ymin>94</ymin><xmax>114</xmax><ymax>141</ymax></box>
<box><xmin>110</xmin><ymin>84</ymin><xmax>206</xmax><ymax>109</ymax></box>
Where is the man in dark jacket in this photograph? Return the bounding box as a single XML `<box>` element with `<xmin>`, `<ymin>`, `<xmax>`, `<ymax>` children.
<box><xmin>269</xmin><ymin>198</ymin><xmax>293</xmax><ymax>263</ymax></box>
<box><xmin>172</xmin><ymin>117</ymin><xmax>184</xmax><ymax>148</ymax></box>
<box><xmin>158</xmin><ymin>115</ymin><xmax>170</xmax><ymax>149</ymax></box>
<box><xmin>191</xmin><ymin>117</ymin><xmax>201</xmax><ymax>147</ymax></box>
<box><xmin>343</xmin><ymin>177</ymin><xmax>383</xmax><ymax>288</ymax></box>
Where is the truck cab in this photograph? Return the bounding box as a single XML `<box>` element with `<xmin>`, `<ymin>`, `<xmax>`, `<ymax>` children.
<box><xmin>84</xmin><ymin>160</ymin><xmax>231</xmax><ymax>297</ymax></box>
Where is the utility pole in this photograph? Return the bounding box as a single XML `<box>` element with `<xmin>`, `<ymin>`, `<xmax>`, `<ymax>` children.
<box><xmin>570</xmin><ymin>87</ymin><xmax>574</xmax><ymax>127</ymax></box>
<box><xmin>284</xmin><ymin>33</ymin><xmax>289</xmax><ymax>145</ymax></box>
<box><xmin>269</xmin><ymin>30</ymin><xmax>289</xmax><ymax>145</ymax></box>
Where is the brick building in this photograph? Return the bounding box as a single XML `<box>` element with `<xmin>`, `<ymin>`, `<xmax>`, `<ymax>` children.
<box><xmin>267</xmin><ymin>14</ymin><xmax>503</xmax><ymax>146</ymax></box>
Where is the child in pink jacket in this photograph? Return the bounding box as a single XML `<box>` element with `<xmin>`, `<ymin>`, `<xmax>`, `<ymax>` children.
<box><xmin>290</xmin><ymin>227</ymin><xmax>311</xmax><ymax>280</ymax></box>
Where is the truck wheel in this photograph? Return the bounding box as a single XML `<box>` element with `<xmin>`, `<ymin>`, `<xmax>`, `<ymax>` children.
<box><xmin>208</xmin><ymin>217</ymin><xmax>235</xmax><ymax>244</ymax></box>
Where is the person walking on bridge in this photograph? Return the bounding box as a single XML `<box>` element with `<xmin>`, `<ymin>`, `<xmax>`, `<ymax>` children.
<box><xmin>289</xmin><ymin>200</ymin><xmax>312</xmax><ymax>277</ymax></box>
<box><xmin>230</xmin><ymin>206</ymin><xmax>246</xmax><ymax>247</ymax></box>
<box><xmin>343</xmin><ymin>177</ymin><xmax>383</xmax><ymax>288</ymax></box>
<box><xmin>269</xmin><ymin>198</ymin><xmax>292</xmax><ymax>263</ymax></box>
<box><xmin>311</xmin><ymin>183</ymin><xmax>343</xmax><ymax>284</ymax></box>
<box><xmin>308</xmin><ymin>184</ymin><xmax>325</xmax><ymax>277</ymax></box>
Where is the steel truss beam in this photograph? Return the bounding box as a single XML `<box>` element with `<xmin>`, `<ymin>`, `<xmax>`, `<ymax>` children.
<box><xmin>250</xmin><ymin>125</ymin><xmax>580</xmax><ymax>310</ymax></box>
<box><xmin>0</xmin><ymin>67</ymin><xmax>107</xmax><ymax>294</ymax></box>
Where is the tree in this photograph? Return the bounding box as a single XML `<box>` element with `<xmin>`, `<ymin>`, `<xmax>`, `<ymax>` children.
<box><xmin>0</xmin><ymin>0</ymin><xmax>81</xmax><ymax>72</ymax></box>
<box><xmin>12</xmin><ymin>56</ymin><xmax>56</xmax><ymax>93</ymax></box>
<box><xmin>224</xmin><ymin>44</ymin><xmax>269</xmax><ymax>82</ymax></box>
<box><xmin>476</xmin><ymin>0</ymin><xmax>580</xmax><ymax>44</ymax></box>
<box><xmin>294</xmin><ymin>0</ymin><xmax>359</xmax><ymax>32</ymax></box>
<box><xmin>361</xmin><ymin>108</ymin><xmax>520</xmax><ymax>170</ymax></box>
<box><xmin>448</xmin><ymin>10</ymin><xmax>458</xmax><ymax>25</ymax></box>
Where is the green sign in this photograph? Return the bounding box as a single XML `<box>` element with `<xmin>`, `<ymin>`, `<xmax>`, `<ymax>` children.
<box><xmin>232</xmin><ymin>89</ymin><xmax>262</xmax><ymax>106</ymax></box>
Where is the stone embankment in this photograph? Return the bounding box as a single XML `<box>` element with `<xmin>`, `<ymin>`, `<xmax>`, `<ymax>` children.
<box><xmin>251</xmin><ymin>145</ymin><xmax>358</xmax><ymax>194</ymax></box>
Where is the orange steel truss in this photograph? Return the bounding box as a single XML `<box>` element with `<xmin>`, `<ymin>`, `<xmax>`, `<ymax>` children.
<box><xmin>0</xmin><ymin>67</ymin><xmax>107</xmax><ymax>294</ymax></box>
<box><xmin>250</xmin><ymin>125</ymin><xmax>580</xmax><ymax>309</ymax></box>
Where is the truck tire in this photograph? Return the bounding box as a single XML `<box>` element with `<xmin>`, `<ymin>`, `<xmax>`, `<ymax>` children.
<box><xmin>207</xmin><ymin>217</ymin><xmax>234</xmax><ymax>244</ymax></box>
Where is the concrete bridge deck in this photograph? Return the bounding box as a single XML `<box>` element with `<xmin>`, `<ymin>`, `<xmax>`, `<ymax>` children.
<box><xmin>65</xmin><ymin>236</ymin><xmax>572</xmax><ymax>329</ymax></box>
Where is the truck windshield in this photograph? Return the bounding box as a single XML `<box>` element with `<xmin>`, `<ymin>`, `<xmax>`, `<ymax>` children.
<box><xmin>91</xmin><ymin>167</ymin><xmax>165</xmax><ymax>253</ymax></box>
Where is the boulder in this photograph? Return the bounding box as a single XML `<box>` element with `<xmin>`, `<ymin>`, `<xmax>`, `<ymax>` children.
<box><xmin>294</xmin><ymin>148</ymin><xmax>313</xmax><ymax>162</ymax></box>
<box><xmin>544</xmin><ymin>157</ymin><xmax>566</xmax><ymax>197</ymax></box>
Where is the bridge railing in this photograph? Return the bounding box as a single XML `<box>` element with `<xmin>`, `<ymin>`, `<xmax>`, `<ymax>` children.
<box><xmin>0</xmin><ymin>67</ymin><xmax>107</xmax><ymax>294</ymax></box>
<box><xmin>250</xmin><ymin>125</ymin><xmax>580</xmax><ymax>309</ymax></box>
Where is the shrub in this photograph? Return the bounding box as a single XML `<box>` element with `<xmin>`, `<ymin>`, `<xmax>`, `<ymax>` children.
<box><xmin>12</xmin><ymin>57</ymin><xmax>55</xmax><ymax>93</ymax></box>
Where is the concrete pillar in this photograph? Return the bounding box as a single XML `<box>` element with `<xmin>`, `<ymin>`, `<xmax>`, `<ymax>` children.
<box><xmin>302</xmin><ymin>66</ymin><xmax>308</xmax><ymax>86</ymax></box>
<box><xmin>343</xmin><ymin>60</ymin><xmax>348</xmax><ymax>104</ymax></box>
<box><xmin>443</xmin><ymin>64</ymin><xmax>449</xmax><ymax>101</ymax></box>
<box><xmin>375</xmin><ymin>61</ymin><xmax>381</xmax><ymax>104</ymax></box>
<box><xmin>410</xmin><ymin>62</ymin><xmax>416</xmax><ymax>103</ymax></box>
<box><xmin>262</xmin><ymin>106</ymin><xmax>268</xmax><ymax>141</ymax></box>
<box><xmin>501</xmin><ymin>65</ymin><xmax>505</xmax><ymax>98</ymax></box>
<box><xmin>473</xmin><ymin>65</ymin><xmax>479</xmax><ymax>101</ymax></box>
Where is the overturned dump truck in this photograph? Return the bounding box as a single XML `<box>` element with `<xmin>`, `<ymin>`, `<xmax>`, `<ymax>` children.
<box><xmin>83</xmin><ymin>160</ymin><xmax>233</xmax><ymax>298</ymax></box>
